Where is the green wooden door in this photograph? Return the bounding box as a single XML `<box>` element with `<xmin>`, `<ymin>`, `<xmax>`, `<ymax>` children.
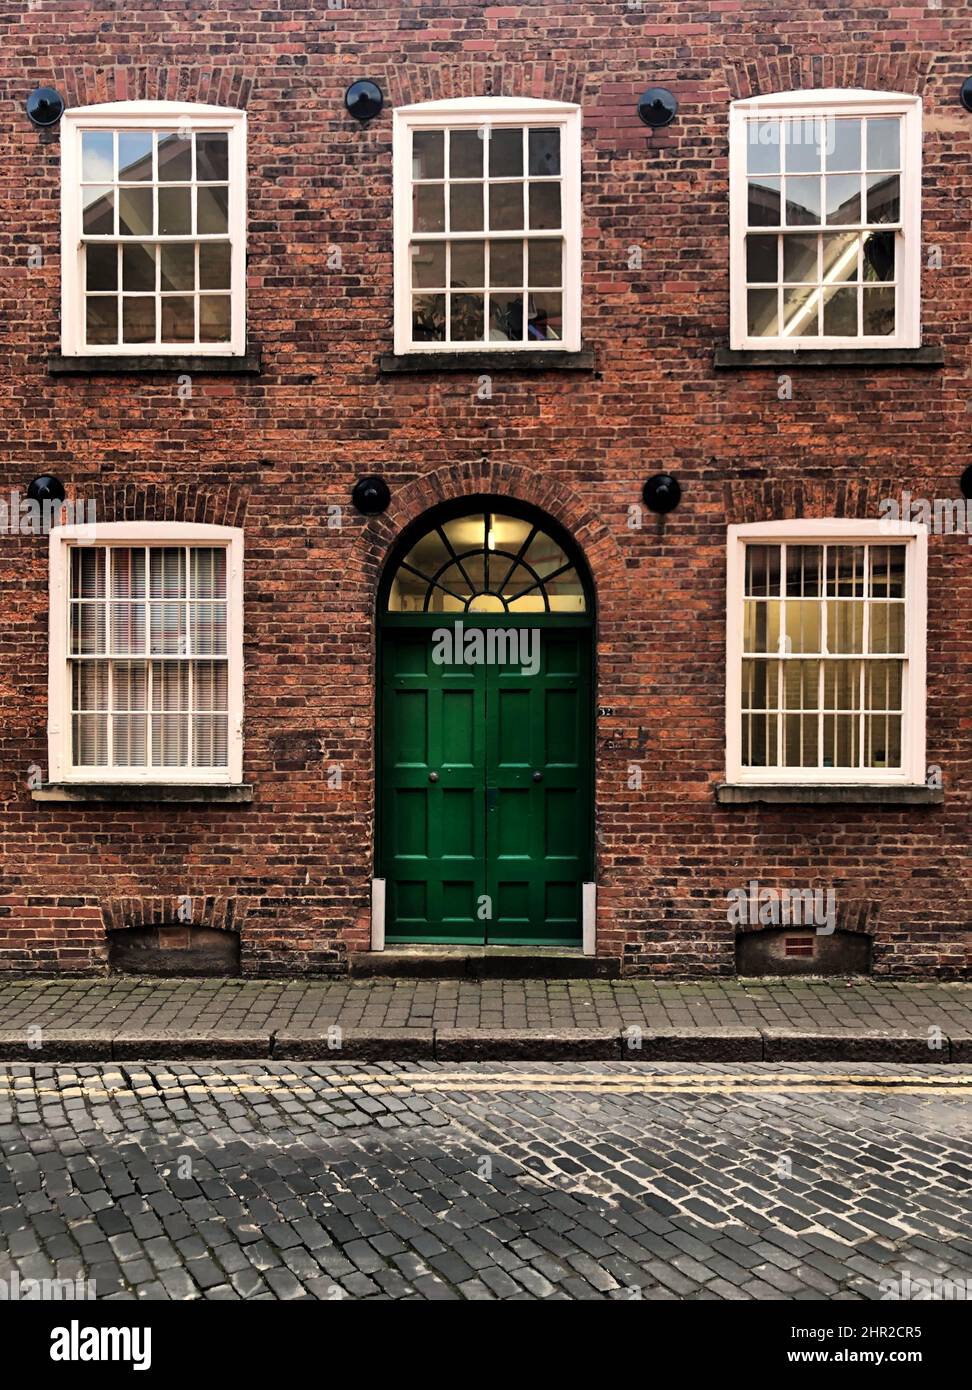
<box><xmin>381</xmin><ymin>629</ymin><xmax>487</xmax><ymax>944</ymax></box>
<box><xmin>486</xmin><ymin>629</ymin><xmax>590</xmax><ymax>946</ymax></box>
<box><xmin>380</xmin><ymin>624</ymin><xmax>591</xmax><ymax>946</ymax></box>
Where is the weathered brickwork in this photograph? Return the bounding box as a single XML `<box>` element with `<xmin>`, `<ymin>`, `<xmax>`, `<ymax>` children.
<box><xmin>0</xmin><ymin>2</ymin><xmax>970</xmax><ymax>977</ymax></box>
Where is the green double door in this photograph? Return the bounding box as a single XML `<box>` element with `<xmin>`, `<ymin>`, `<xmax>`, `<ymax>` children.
<box><xmin>380</xmin><ymin>621</ymin><xmax>592</xmax><ymax>946</ymax></box>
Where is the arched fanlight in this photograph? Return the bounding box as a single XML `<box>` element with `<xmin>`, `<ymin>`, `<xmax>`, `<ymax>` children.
<box><xmin>385</xmin><ymin>507</ymin><xmax>588</xmax><ymax>614</ymax></box>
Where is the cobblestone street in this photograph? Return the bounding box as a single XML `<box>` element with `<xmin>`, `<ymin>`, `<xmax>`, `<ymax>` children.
<box><xmin>1</xmin><ymin>1062</ymin><xmax>969</xmax><ymax>1301</ymax></box>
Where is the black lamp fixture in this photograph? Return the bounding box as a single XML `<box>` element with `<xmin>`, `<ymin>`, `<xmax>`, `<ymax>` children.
<box><xmin>642</xmin><ymin>473</ymin><xmax>681</xmax><ymax>514</ymax></box>
<box><xmin>345</xmin><ymin>80</ymin><xmax>384</xmax><ymax>123</ymax></box>
<box><xmin>960</xmin><ymin>466</ymin><xmax>972</xmax><ymax>500</ymax></box>
<box><xmin>961</xmin><ymin>77</ymin><xmax>972</xmax><ymax>114</ymax></box>
<box><xmin>637</xmin><ymin>86</ymin><xmax>678</xmax><ymax>129</ymax></box>
<box><xmin>352</xmin><ymin>475</ymin><xmax>390</xmax><ymax>515</ymax></box>
<box><xmin>26</xmin><ymin>86</ymin><xmax>65</xmax><ymax>128</ymax></box>
<box><xmin>26</xmin><ymin>474</ymin><xmax>66</xmax><ymax>505</ymax></box>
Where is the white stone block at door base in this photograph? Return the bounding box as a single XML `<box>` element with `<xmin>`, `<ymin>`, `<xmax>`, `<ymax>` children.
<box><xmin>371</xmin><ymin>878</ymin><xmax>386</xmax><ymax>952</ymax></box>
<box><xmin>582</xmin><ymin>881</ymin><xmax>596</xmax><ymax>956</ymax></box>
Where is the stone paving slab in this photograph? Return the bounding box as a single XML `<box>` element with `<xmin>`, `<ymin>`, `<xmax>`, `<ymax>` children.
<box><xmin>0</xmin><ymin>976</ymin><xmax>968</xmax><ymax>1061</ymax></box>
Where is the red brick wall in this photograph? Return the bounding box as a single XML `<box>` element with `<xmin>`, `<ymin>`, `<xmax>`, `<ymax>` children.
<box><xmin>0</xmin><ymin>2</ymin><xmax>970</xmax><ymax>977</ymax></box>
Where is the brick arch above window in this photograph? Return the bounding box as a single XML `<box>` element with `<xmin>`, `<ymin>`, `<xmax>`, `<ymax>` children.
<box><xmin>723</xmin><ymin>478</ymin><xmax>898</xmax><ymax>526</ymax></box>
<box><xmin>53</xmin><ymin>68</ymin><xmax>252</xmax><ymax>113</ymax></box>
<box><xmin>725</xmin><ymin>54</ymin><xmax>928</xmax><ymax>102</ymax></box>
<box><xmin>72</xmin><ymin>481</ymin><xmax>249</xmax><ymax>528</ymax></box>
<box><xmin>382</xmin><ymin>62</ymin><xmax>588</xmax><ymax>110</ymax></box>
<box><xmin>101</xmin><ymin>894</ymin><xmax>248</xmax><ymax>935</ymax></box>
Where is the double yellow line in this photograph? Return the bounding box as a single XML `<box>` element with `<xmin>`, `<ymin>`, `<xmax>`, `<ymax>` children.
<box><xmin>1</xmin><ymin>1070</ymin><xmax>970</xmax><ymax>1100</ymax></box>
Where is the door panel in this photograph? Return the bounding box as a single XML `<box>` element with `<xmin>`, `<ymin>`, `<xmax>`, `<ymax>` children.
<box><xmin>382</xmin><ymin>631</ymin><xmax>486</xmax><ymax>943</ymax></box>
<box><xmin>381</xmin><ymin>626</ymin><xmax>590</xmax><ymax>946</ymax></box>
<box><xmin>485</xmin><ymin>631</ymin><xmax>589</xmax><ymax>945</ymax></box>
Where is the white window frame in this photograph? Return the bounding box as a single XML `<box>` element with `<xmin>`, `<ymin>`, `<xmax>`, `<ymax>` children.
<box><xmin>48</xmin><ymin>521</ymin><xmax>244</xmax><ymax>784</ymax></box>
<box><xmin>725</xmin><ymin>519</ymin><xmax>927</xmax><ymax>785</ymax></box>
<box><xmin>392</xmin><ymin>96</ymin><xmax>582</xmax><ymax>354</ymax></box>
<box><xmin>728</xmin><ymin>89</ymin><xmax>922</xmax><ymax>351</ymax></box>
<box><xmin>60</xmin><ymin>101</ymin><xmax>247</xmax><ymax>357</ymax></box>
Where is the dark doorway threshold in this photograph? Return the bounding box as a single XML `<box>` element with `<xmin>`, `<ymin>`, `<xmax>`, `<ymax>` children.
<box><xmin>350</xmin><ymin>946</ymin><xmax>619</xmax><ymax>980</ymax></box>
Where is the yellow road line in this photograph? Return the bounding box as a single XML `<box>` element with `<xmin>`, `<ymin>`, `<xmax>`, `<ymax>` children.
<box><xmin>323</xmin><ymin>1071</ymin><xmax>971</xmax><ymax>1088</ymax></box>
<box><xmin>82</xmin><ymin>1070</ymin><xmax>967</xmax><ymax>1089</ymax></box>
<box><xmin>3</xmin><ymin>1068</ymin><xmax>967</xmax><ymax>1090</ymax></box>
<box><xmin>393</xmin><ymin>1082</ymin><xmax>972</xmax><ymax>1097</ymax></box>
<box><xmin>1</xmin><ymin>1074</ymin><xmax>971</xmax><ymax>1101</ymax></box>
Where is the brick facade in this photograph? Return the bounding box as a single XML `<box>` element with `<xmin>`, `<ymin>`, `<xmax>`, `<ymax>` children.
<box><xmin>0</xmin><ymin>1</ymin><xmax>970</xmax><ymax>978</ymax></box>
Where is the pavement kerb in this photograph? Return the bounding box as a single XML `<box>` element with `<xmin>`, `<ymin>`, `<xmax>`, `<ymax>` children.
<box><xmin>272</xmin><ymin>1028</ymin><xmax>435</xmax><ymax>1061</ymax></box>
<box><xmin>0</xmin><ymin>1025</ymin><xmax>967</xmax><ymax>1063</ymax></box>
<box><xmin>758</xmin><ymin>1028</ymin><xmax>952</xmax><ymax>1064</ymax></box>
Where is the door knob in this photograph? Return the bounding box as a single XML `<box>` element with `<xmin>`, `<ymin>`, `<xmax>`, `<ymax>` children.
<box><xmin>532</xmin><ymin>771</ymin><xmax>543</xmax><ymax>783</ymax></box>
<box><xmin>428</xmin><ymin>771</ymin><xmax>439</xmax><ymax>783</ymax></box>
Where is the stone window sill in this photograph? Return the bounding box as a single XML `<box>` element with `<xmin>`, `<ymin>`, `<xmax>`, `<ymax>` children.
<box><xmin>49</xmin><ymin>350</ymin><xmax>262</xmax><ymax>376</ymax></box>
<box><xmin>716</xmin><ymin>782</ymin><xmax>942</xmax><ymax>806</ymax></box>
<box><xmin>31</xmin><ymin>783</ymin><xmax>254</xmax><ymax>804</ymax></box>
<box><xmin>714</xmin><ymin>346</ymin><xmax>944</xmax><ymax>369</ymax></box>
<box><xmin>379</xmin><ymin>349</ymin><xmax>596</xmax><ymax>374</ymax></box>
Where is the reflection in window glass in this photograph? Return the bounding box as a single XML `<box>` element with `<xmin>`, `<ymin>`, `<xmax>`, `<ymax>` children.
<box><xmin>79</xmin><ymin>125</ymin><xmax>234</xmax><ymax>348</ymax></box>
<box><xmin>742</xmin><ymin>110</ymin><xmax>904</xmax><ymax>341</ymax></box>
<box><xmin>118</xmin><ymin>131</ymin><xmax>153</xmax><ymax>180</ymax></box>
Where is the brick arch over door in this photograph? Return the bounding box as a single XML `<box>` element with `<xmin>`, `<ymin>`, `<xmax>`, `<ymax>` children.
<box><xmin>365</xmin><ymin>461</ymin><xmax>626</xmax><ymax>623</ymax></box>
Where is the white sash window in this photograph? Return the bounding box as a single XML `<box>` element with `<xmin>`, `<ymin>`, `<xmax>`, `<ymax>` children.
<box><xmin>726</xmin><ymin>520</ymin><xmax>927</xmax><ymax>784</ymax></box>
<box><xmin>60</xmin><ymin>102</ymin><xmax>247</xmax><ymax>356</ymax></box>
<box><xmin>393</xmin><ymin>97</ymin><xmax>582</xmax><ymax>353</ymax></box>
<box><xmin>729</xmin><ymin>91</ymin><xmax>922</xmax><ymax>350</ymax></box>
<box><xmin>48</xmin><ymin>523</ymin><xmax>243</xmax><ymax>783</ymax></box>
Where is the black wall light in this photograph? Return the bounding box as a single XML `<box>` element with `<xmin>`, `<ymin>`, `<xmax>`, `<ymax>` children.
<box><xmin>26</xmin><ymin>474</ymin><xmax>66</xmax><ymax>504</ymax></box>
<box><xmin>345</xmin><ymin>81</ymin><xmax>384</xmax><ymax>123</ymax></box>
<box><xmin>960</xmin><ymin>466</ymin><xmax>972</xmax><ymax>500</ymax></box>
<box><xmin>352</xmin><ymin>475</ymin><xmax>390</xmax><ymax>515</ymax></box>
<box><xmin>26</xmin><ymin>87</ymin><xmax>65</xmax><ymax>128</ymax></box>
<box><xmin>642</xmin><ymin>473</ymin><xmax>681</xmax><ymax>514</ymax></box>
<box><xmin>638</xmin><ymin>87</ymin><xmax>678</xmax><ymax>129</ymax></box>
<box><xmin>961</xmin><ymin>77</ymin><xmax>972</xmax><ymax>114</ymax></box>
